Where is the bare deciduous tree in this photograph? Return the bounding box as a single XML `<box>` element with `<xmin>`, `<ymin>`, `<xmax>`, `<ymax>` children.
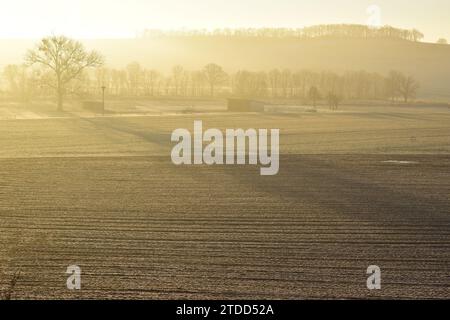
<box><xmin>386</xmin><ymin>70</ymin><xmax>403</xmax><ymax>102</ymax></box>
<box><xmin>398</xmin><ymin>74</ymin><xmax>420</xmax><ymax>103</ymax></box>
<box><xmin>268</xmin><ymin>69</ymin><xmax>281</xmax><ymax>98</ymax></box>
<box><xmin>327</xmin><ymin>92</ymin><xmax>342</xmax><ymax>111</ymax></box>
<box><xmin>143</xmin><ymin>69</ymin><xmax>161</xmax><ymax>96</ymax></box>
<box><xmin>3</xmin><ymin>65</ymin><xmax>21</xmax><ymax>95</ymax></box>
<box><xmin>203</xmin><ymin>63</ymin><xmax>228</xmax><ymax>97</ymax></box>
<box><xmin>26</xmin><ymin>36</ymin><xmax>104</xmax><ymax>111</ymax></box>
<box><xmin>171</xmin><ymin>65</ymin><xmax>185</xmax><ymax>96</ymax></box>
<box><xmin>308</xmin><ymin>86</ymin><xmax>321</xmax><ymax>108</ymax></box>
<box><xmin>126</xmin><ymin>62</ymin><xmax>142</xmax><ymax>96</ymax></box>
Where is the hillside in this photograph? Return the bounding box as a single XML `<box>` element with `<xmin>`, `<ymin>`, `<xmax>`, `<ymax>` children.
<box><xmin>1</xmin><ymin>37</ymin><xmax>450</xmax><ymax>100</ymax></box>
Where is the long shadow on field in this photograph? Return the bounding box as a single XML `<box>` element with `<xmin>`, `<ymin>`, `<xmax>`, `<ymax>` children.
<box><xmin>80</xmin><ymin>117</ymin><xmax>170</xmax><ymax>147</ymax></box>
<box><xmin>205</xmin><ymin>154</ymin><xmax>450</xmax><ymax>224</ymax></box>
<box><xmin>347</xmin><ymin>112</ymin><xmax>446</xmax><ymax>122</ymax></box>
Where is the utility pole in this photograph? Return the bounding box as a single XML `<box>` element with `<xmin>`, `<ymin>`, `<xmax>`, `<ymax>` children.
<box><xmin>101</xmin><ymin>86</ymin><xmax>106</xmax><ymax>116</ymax></box>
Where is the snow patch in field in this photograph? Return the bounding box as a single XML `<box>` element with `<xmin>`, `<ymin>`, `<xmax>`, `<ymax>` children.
<box><xmin>0</xmin><ymin>108</ymin><xmax>44</xmax><ymax>120</ymax></box>
<box><xmin>382</xmin><ymin>160</ymin><xmax>419</xmax><ymax>164</ymax></box>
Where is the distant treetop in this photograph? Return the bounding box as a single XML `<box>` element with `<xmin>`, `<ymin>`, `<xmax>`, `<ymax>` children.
<box><xmin>138</xmin><ymin>24</ymin><xmax>424</xmax><ymax>42</ymax></box>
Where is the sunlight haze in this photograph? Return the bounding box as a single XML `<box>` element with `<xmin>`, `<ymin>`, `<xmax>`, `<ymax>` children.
<box><xmin>0</xmin><ymin>0</ymin><xmax>449</xmax><ymax>302</ymax></box>
<box><xmin>0</xmin><ymin>0</ymin><xmax>449</xmax><ymax>42</ymax></box>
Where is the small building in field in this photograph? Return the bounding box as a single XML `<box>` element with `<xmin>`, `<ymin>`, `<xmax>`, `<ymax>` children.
<box><xmin>81</xmin><ymin>100</ymin><xmax>104</xmax><ymax>113</ymax></box>
<box><xmin>227</xmin><ymin>99</ymin><xmax>267</xmax><ymax>112</ymax></box>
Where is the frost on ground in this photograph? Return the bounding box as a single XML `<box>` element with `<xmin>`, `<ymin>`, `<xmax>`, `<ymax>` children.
<box><xmin>0</xmin><ymin>104</ymin><xmax>449</xmax><ymax>299</ymax></box>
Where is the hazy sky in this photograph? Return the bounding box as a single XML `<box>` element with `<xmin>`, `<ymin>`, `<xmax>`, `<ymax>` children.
<box><xmin>1</xmin><ymin>0</ymin><xmax>449</xmax><ymax>41</ymax></box>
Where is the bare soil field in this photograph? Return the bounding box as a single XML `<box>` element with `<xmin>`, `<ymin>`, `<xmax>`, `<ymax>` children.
<box><xmin>0</xmin><ymin>103</ymin><xmax>449</xmax><ymax>299</ymax></box>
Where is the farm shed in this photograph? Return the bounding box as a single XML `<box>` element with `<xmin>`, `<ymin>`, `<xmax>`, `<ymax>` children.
<box><xmin>227</xmin><ymin>99</ymin><xmax>267</xmax><ymax>112</ymax></box>
<box><xmin>81</xmin><ymin>101</ymin><xmax>104</xmax><ymax>113</ymax></box>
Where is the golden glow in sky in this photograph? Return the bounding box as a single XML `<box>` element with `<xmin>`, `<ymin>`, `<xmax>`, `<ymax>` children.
<box><xmin>0</xmin><ymin>0</ymin><xmax>449</xmax><ymax>41</ymax></box>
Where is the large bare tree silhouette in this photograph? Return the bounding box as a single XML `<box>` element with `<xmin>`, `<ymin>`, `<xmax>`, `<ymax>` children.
<box><xmin>26</xmin><ymin>36</ymin><xmax>104</xmax><ymax>111</ymax></box>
